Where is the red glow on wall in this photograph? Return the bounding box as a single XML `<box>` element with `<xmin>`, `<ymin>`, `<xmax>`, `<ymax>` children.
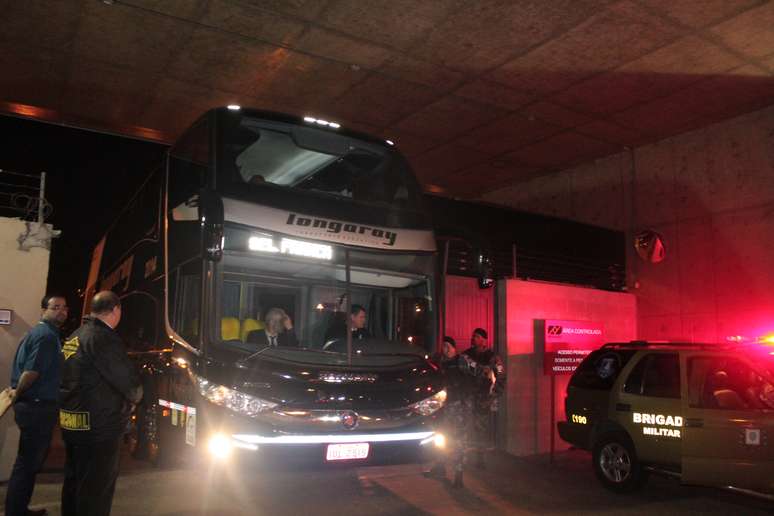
<box><xmin>502</xmin><ymin>279</ymin><xmax>636</xmax><ymax>456</ymax></box>
<box><xmin>444</xmin><ymin>276</ymin><xmax>494</xmax><ymax>353</ymax></box>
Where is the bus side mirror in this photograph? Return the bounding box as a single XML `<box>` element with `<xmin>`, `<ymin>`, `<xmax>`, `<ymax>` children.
<box><xmin>477</xmin><ymin>250</ymin><xmax>494</xmax><ymax>289</ymax></box>
<box><xmin>198</xmin><ymin>189</ymin><xmax>224</xmax><ymax>262</ymax></box>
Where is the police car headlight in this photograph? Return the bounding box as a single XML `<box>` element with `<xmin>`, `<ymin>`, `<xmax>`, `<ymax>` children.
<box><xmin>409</xmin><ymin>389</ymin><xmax>447</xmax><ymax>416</ymax></box>
<box><xmin>195</xmin><ymin>376</ymin><xmax>277</xmax><ymax>417</ymax></box>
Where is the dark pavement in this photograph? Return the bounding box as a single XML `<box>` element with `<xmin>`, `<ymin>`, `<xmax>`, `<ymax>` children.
<box><xmin>2</xmin><ymin>442</ymin><xmax>772</xmax><ymax>515</ymax></box>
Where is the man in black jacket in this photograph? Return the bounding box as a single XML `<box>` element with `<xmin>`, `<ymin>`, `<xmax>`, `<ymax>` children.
<box><xmin>246</xmin><ymin>307</ymin><xmax>299</xmax><ymax>348</ymax></box>
<box><xmin>323</xmin><ymin>304</ymin><xmax>372</xmax><ymax>343</ymax></box>
<box><xmin>59</xmin><ymin>291</ymin><xmax>143</xmax><ymax>516</ymax></box>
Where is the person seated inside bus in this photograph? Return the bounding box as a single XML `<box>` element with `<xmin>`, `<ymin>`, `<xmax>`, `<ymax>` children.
<box><xmin>324</xmin><ymin>304</ymin><xmax>371</xmax><ymax>343</ymax></box>
<box><xmin>246</xmin><ymin>308</ymin><xmax>299</xmax><ymax>348</ymax></box>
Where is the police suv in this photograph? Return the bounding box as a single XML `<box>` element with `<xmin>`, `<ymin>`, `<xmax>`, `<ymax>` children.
<box><xmin>558</xmin><ymin>341</ymin><xmax>774</xmax><ymax>495</ymax></box>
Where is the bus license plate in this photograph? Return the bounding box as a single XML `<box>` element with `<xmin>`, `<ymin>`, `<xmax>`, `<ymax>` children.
<box><xmin>326</xmin><ymin>443</ymin><xmax>369</xmax><ymax>461</ymax></box>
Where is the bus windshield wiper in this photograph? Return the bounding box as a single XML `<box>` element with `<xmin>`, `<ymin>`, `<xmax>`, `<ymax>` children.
<box><xmin>354</xmin><ymin>352</ymin><xmax>426</xmax><ymax>359</ymax></box>
<box><xmin>238</xmin><ymin>345</ymin><xmax>273</xmax><ymax>364</ymax></box>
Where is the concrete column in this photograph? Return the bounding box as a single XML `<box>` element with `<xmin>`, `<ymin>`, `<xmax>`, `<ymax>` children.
<box><xmin>0</xmin><ymin>218</ymin><xmax>53</xmax><ymax>481</ymax></box>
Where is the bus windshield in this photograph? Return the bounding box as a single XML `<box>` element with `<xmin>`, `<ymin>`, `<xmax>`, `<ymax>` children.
<box><xmin>216</xmin><ymin>114</ymin><xmax>424</xmax><ymax>213</ymax></box>
<box><xmin>213</xmin><ymin>240</ymin><xmax>436</xmax><ymax>363</ymax></box>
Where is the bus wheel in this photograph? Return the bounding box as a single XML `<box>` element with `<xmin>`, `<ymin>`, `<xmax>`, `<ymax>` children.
<box><xmin>592</xmin><ymin>433</ymin><xmax>646</xmax><ymax>492</ymax></box>
<box><xmin>130</xmin><ymin>402</ymin><xmax>163</xmax><ymax>466</ymax></box>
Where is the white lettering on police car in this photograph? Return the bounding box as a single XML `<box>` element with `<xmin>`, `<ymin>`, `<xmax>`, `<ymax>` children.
<box><xmin>633</xmin><ymin>412</ymin><xmax>683</xmax><ymax>439</ymax></box>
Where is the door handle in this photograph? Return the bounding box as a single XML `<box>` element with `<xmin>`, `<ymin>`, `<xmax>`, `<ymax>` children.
<box><xmin>684</xmin><ymin>418</ymin><xmax>703</xmax><ymax>428</ymax></box>
<box><xmin>615</xmin><ymin>403</ymin><xmax>631</xmax><ymax>412</ymax></box>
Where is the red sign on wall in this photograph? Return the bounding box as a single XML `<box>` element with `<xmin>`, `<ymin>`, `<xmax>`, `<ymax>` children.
<box><xmin>543</xmin><ymin>319</ymin><xmax>604</xmax><ymax>375</ymax></box>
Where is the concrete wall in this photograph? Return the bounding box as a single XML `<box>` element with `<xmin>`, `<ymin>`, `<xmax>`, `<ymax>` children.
<box><xmin>499</xmin><ymin>279</ymin><xmax>636</xmax><ymax>456</ymax></box>
<box><xmin>483</xmin><ymin>104</ymin><xmax>774</xmax><ymax>343</ymax></box>
<box><xmin>0</xmin><ymin>217</ymin><xmax>52</xmax><ymax>479</ymax></box>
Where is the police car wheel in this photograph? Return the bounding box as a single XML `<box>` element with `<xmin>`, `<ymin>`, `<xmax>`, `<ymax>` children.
<box><xmin>592</xmin><ymin>434</ymin><xmax>646</xmax><ymax>492</ymax></box>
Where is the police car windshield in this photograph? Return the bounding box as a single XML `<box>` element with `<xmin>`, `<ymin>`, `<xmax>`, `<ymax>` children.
<box><xmin>213</xmin><ymin>243</ymin><xmax>436</xmax><ymax>362</ymax></box>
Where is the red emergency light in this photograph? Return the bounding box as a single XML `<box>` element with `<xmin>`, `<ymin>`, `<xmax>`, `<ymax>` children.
<box><xmin>726</xmin><ymin>333</ymin><xmax>774</xmax><ymax>356</ymax></box>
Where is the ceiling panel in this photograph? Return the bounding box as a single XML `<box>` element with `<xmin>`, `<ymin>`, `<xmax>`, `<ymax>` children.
<box><xmin>378</xmin><ymin>55</ymin><xmax>464</xmax><ymax>91</ymax></box>
<box><xmin>1</xmin><ymin>0</ymin><xmax>773</xmax><ymax>194</ymax></box>
<box><xmin>710</xmin><ymin>2</ymin><xmax>774</xmax><ymax>59</ymax></box>
<box><xmin>0</xmin><ymin>0</ymin><xmax>81</xmax><ymax>52</ymax></box>
<box><xmin>199</xmin><ymin>0</ymin><xmax>306</xmax><ymax>47</ymax></box>
<box><xmin>0</xmin><ymin>47</ymin><xmax>65</xmax><ymax>110</ymax></box>
<box><xmin>456</xmin><ymin>113</ymin><xmax>561</xmax><ymax>156</ymax></box>
<box><xmin>454</xmin><ymin>79</ymin><xmax>535</xmax><ymax>111</ymax></box>
<box><xmin>490</xmin><ymin>0</ymin><xmax>684</xmax><ymax>95</ymax></box>
<box><xmin>236</xmin><ymin>0</ymin><xmax>329</xmax><ymax>21</ymax></box>
<box><xmin>293</xmin><ymin>27</ymin><xmax>393</xmax><ymax>69</ymax></box>
<box><xmin>318</xmin><ymin>0</ymin><xmax>455</xmax><ymax>51</ymax></box>
<box><xmin>327</xmin><ymin>73</ymin><xmax>440</xmax><ymax>128</ymax></box>
<box><xmin>505</xmin><ymin>131</ymin><xmax>621</xmax><ymax>169</ymax></box>
<box><xmin>412</xmin><ymin>0</ymin><xmax>600</xmax><ymax>74</ymax></box>
<box><xmin>251</xmin><ymin>50</ymin><xmax>361</xmax><ymax>109</ymax></box>
<box><xmin>395</xmin><ymin>96</ymin><xmax>507</xmax><ymax>140</ymax></box>
<box><xmin>551</xmin><ymin>36</ymin><xmax>745</xmax><ymax>115</ymax></box>
<box><xmin>72</xmin><ymin>1</ymin><xmax>194</xmax><ymax>74</ymax></box>
<box><xmin>612</xmin><ymin>65</ymin><xmax>774</xmax><ymax>136</ymax></box>
<box><xmin>521</xmin><ymin>101</ymin><xmax>593</xmax><ymax>129</ymax></box>
<box><xmin>166</xmin><ymin>28</ymin><xmax>280</xmax><ymax>95</ymax></box>
<box><xmin>410</xmin><ymin>143</ymin><xmax>490</xmax><ymax>183</ymax></box>
<box><xmin>444</xmin><ymin>159</ymin><xmax>543</xmax><ymax>196</ymax></box>
<box><xmin>575</xmin><ymin>119</ymin><xmax>647</xmax><ymax>147</ymax></box>
<box><xmin>382</xmin><ymin>129</ymin><xmax>443</xmax><ymax>158</ymax></box>
<box><xmin>121</xmin><ymin>0</ymin><xmax>208</xmax><ymax>20</ymax></box>
<box><xmin>645</xmin><ymin>0</ymin><xmax>765</xmax><ymax>29</ymax></box>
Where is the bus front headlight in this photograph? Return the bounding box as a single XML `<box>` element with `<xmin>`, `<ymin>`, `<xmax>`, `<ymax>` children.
<box><xmin>409</xmin><ymin>389</ymin><xmax>447</xmax><ymax>416</ymax></box>
<box><xmin>207</xmin><ymin>433</ymin><xmax>233</xmax><ymax>459</ymax></box>
<box><xmin>195</xmin><ymin>375</ymin><xmax>277</xmax><ymax>417</ymax></box>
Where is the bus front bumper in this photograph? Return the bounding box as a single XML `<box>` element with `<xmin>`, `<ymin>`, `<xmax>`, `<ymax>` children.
<box><xmin>204</xmin><ymin>429</ymin><xmax>444</xmax><ymax>464</ymax></box>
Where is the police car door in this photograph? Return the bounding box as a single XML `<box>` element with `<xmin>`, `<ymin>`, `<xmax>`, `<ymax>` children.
<box><xmin>616</xmin><ymin>352</ymin><xmax>682</xmax><ymax>466</ymax></box>
<box><xmin>681</xmin><ymin>352</ymin><xmax>774</xmax><ymax>491</ymax></box>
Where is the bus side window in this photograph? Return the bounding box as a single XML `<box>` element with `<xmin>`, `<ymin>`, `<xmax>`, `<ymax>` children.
<box><xmin>168</xmin><ymin>260</ymin><xmax>201</xmax><ymax>347</ymax></box>
<box><xmin>118</xmin><ymin>292</ymin><xmax>158</xmax><ymax>352</ymax></box>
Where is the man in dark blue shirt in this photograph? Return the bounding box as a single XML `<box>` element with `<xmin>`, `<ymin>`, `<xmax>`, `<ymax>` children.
<box><xmin>5</xmin><ymin>294</ymin><xmax>68</xmax><ymax>516</ymax></box>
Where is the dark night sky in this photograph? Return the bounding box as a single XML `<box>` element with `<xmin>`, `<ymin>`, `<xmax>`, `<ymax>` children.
<box><xmin>0</xmin><ymin>114</ymin><xmax>167</xmax><ymax>319</ymax></box>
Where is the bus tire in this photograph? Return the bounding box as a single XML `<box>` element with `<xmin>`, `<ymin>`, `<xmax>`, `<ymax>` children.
<box><xmin>131</xmin><ymin>401</ymin><xmax>166</xmax><ymax>466</ymax></box>
<box><xmin>592</xmin><ymin>433</ymin><xmax>647</xmax><ymax>492</ymax></box>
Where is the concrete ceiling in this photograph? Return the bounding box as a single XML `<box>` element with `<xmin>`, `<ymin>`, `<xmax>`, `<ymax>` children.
<box><xmin>2</xmin><ymin>0</ymin><xmax>774</xmax><ymax>196</ymax></box>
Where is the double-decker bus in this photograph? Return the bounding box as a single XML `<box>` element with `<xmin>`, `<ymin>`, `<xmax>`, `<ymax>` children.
<box><xmin>85</xmin><ymin>107</ymin><xmax>446</xmax><ymax>465</ymax></box>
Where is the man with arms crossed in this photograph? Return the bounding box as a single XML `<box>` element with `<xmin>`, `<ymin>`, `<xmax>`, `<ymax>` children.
<box><xmin>5</xmin><ymin>294</ymin><xmax>68</xmax><ymax>516</ymax></box>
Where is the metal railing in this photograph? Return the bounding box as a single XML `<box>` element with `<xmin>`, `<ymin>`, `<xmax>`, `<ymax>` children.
<box><xmin>0</xmin><ymin>169</ymin><xmax>51</xmax><ymax>223</ymax></box>
<box><xmin>442</xmin><ymin>236</ymin><xmax>626</xmax><ymax>292</ymax></box>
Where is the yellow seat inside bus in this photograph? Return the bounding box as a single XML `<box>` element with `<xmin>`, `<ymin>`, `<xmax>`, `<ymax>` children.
<box><xmin>240</xmin><ymin>318</ymin><xmax>264</xmax><ymax>342</ymax></box>
<box><xmin>221</xmin><ymin>317</ymin><xmax>241</xmax><ymax>341</ymax></box>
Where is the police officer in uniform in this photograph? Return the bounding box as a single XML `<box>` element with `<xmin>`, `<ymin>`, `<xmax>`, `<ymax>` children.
<box><xmin>424</xmin><ymin>336</ymin><xmax>477</xmax><ymax>487</ymax></box>
<box><xmin>462</xmin><ymin>328</ymin><xmax>505</xmax><ymax>467</ymax></box>
<box><xmin>59</xmin><ymin>291</ymin><xmax>143</xmax><ymax>516</ymax></box>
